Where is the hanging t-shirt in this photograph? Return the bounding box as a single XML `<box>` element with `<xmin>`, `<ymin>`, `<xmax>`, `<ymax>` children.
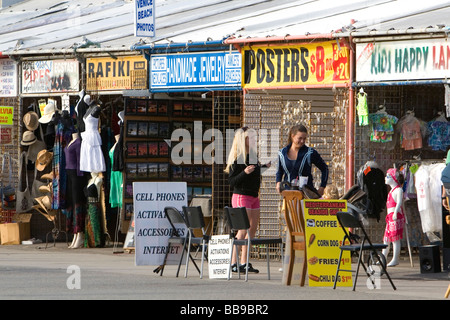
<box><xmin>427</xmin><ymin>120</ymin><xmax>450</xmax><ymax>151</ymax></box>
<box><xmin>399</xmin><ymin>115</ymin><xmax>423</xmax><ymax>150</ymax></box>
<box><xmin>415</xmin><ymin>163</ymin><xmax>445</xmax><ymax>235</ymax></box>
<box><xmin>368</xmin><ymin>113</ymin><xmax>398</xmax><ymax>142</ymax></box>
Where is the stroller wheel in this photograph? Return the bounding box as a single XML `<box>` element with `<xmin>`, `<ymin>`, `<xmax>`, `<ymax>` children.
<box><xmin>366</xmin><ymin>251</ymin><xmax>386</xmax><ymax>276</ymax></box>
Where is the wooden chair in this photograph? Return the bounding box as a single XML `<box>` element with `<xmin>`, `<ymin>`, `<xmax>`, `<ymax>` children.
<box><xmin>282</xmin><ymin>190</ymin><xmax>307</xmax><ymax>286</ymax></box>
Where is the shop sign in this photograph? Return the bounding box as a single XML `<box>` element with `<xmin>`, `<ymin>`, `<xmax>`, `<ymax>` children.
<box><xmin>208</xmin><ymin>235</ymin><xmax>232</xmax><ymax>279</ymax></box>
<box><xmin>302</xmin><ymin>199</ymin><xmax>352</xmax><ymax>287</ymax></box>
<box><xmin>150</xmin><ymin>51</ymin><xmax>241</xmax><ymax>91</ymax></box>
<box><xmin>134</xmin><ymin>0</ymin><xmax>155</xmax><ymax>37</ymax></box>
<box><xmin>357</xmin><ymin>39</ymin><xmax>450</xmax><ymax>82</ymax></box>
<box><xmin>134</xmin><ymin>181</ymin><xmax>187</xmax><ymax>266</ymax></box>
<box><xmin>86</xmin><ymin>56</ymin><xmax>147</xmax><ymax>91</ymax></box>
<box><xmin>0</xmin><ymin>106</ymin><xmax>13</xmax><ymax>126</ymax></box>
<box><xmin>241</xmin><ymin>40</ymin><xmax>349</xmax><ymax>89</ymax></box>
<box><xmin>0</xmin><ymin>59</ymin><xmax>17</xmax><ymax>97</ymax></box>
<box><xmin>22</xmin><ymin>59</ymin><xmax>79</xmax><ymax>93</ymax></box>
<box><xmin>0</xmin><ymin>127</ymin><xmax>12</xmax><ymax>144</ymax></box>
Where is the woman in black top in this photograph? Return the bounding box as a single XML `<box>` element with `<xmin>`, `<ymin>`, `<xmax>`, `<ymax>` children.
<box><xmin>224</xmin><ymin>127</ymin><xmax>270</xmax><ymax>273</ymax></box>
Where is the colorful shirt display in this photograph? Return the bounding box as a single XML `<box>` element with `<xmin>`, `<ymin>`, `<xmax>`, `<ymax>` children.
<box><xmin>399</xmin><ymin>114</ymin><xmax>423</xmax><ymax>150</ymax></box>
<box><xmin>427</xmin><ymin>120</ymin><xmax>450</xmax><ymax>151</ymax></box>
<box><xmin>368</xmin><ymin>112</ymin><xmax>398</xmax><ymax>142</ymax></box>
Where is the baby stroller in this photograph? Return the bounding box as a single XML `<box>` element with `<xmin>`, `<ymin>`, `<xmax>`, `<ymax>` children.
<box><xmin>339</xmin><ymin>185</ymin><xmax>387</xmax><ymax>272</ymax></box>
<box><xmin>340</xmin><ymin>185</ymin><xmax>372</xmax><ymax>223</ymax></box>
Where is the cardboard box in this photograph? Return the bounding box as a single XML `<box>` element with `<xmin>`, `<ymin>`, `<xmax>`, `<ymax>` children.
<box><xmin>0</xmin><ymin>213</ymin><xmax>32</xmax><ymax>245</ymax></box>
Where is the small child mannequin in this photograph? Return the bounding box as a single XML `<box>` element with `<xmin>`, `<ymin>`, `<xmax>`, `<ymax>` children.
<box><xmin>382</xmin><ymin>168</ymin><xmax>406</xmax><ymax>267</ymax></box>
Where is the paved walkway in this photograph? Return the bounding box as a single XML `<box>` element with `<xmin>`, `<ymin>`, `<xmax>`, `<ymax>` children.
<box><xmin>0</xmin><ymin>243</ymin><xmax>449</xmax><ymax>301</ymax></box>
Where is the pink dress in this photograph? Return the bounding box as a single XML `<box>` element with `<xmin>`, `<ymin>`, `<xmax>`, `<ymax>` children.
<box><xmin>384</xmin><ymin>186</ymin><xmax>406</xmax><ymax>242</ymax></box>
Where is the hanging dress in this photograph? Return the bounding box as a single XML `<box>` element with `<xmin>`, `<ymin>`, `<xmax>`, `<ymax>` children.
<box><xmin>356</xmin><ymin>91</ymin><xmax>369</xmax><ymax>126</ymax></box>
<box><xmin>109</xmin><ymin>146</ymin><xmax>123</xmax><ymax>209</ymax></box>
<box><xmin>80</xmin><ymin>114</ymin><xmax>106</xmax><ymax>173</ymax></box>
<box><xmin>84</xmin><ymin>182</ymin><xmax>104</xmax><ymax>247</ymax></box>
<box><xmin>383</xmin><ymin>186</ymin><xmax>406</xmax><ymax>242</ymax></box>
<box><xmin>51</xmin><ymin>115</ymin><xmax>73</xmax><ymax>210</ymax></box>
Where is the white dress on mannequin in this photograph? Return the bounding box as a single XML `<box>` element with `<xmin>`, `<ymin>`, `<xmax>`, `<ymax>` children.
<box><xmin>80</xmin><ymin>113</ymin><xmax>106</xmax><ymax>172</ymax></box>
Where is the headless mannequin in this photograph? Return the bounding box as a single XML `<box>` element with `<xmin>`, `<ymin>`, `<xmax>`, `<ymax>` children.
<box><xmin>67</xmin><ymin>131</ymin><xmax>84</xmax><ymax>249</ymax></box>
<box><xmin>382</xmin><ymin>173</ymin><xmax>403</xmax><ymax>267</ymax></box>
<box><xmin>88</xmin><ymin>172</ymin><xmax>102</xmax><ymax>201</ymax></box>
<box><xmin>75</xmin><ymin>90</ymin><xmax>85</xmax><ymax>114</ymax></box>
<box><xmin>85</xmin><ymin>172</ymin><xmax>104</xmax><ymax>247</ymax></box>
<box><xmin>68</xmin><ymin>132</ymin><xmax>79</xmax><ymax>148</ymax></box>
<box><xmin>84</xmin><ymin>101</ymin><xmax>101</xmax><ymax>120</ymax></box>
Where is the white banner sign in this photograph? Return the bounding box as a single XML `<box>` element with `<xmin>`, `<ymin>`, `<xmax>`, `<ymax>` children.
<box><xmin>208</xmin><ymin>235</ymin><xmax>232</xmax><ymax>279</ymax></box>
<box><xmin>134</xmin><ymin>0</ymin><xmax>155</xmax><ymax>38</ymax></box>
<box><xmin>356</xmin><ymin>39</ymin><xmax>450</xmax><ymax>82</ymax></box>
<box><xmin>22</xmin><ymin>59</ymin><xmax>79</xmax><ymax>93</ymax></box>
<box><xmin>0</xmin><ymin>59</ymin><xmax>17</xmax><ymax>97</ymax></box>
<box><xmin>134</xmin><ymin>182</ymin><xmax>187</xmax><ymax>266</ymax></box>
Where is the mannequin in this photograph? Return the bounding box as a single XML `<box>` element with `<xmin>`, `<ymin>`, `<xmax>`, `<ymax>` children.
<box><xmin>68</xmin><ymin>131</ymin><xmax>79</xmax><ymax>148</ymax></box>
<box><xmin>110</xmin><ymin>134</ymin><xmax>123</xmax><ymax>209</ymax></box>
<box><xmin>85</xmin><ymin>172</ymin><xmax>104</xmax><ymax>247</ymax></box>
<box><xmin>83</xmin><ymin>98</ymin><xmax>101</xmax><ymax>120</ymax></box>
<box><xmin>64</xmin><ymin>130</ymin><xmax>87</xmax><ymax>249</ymax></box>
<box><xmin>113</xmin><ymin>111</ymin><xmax>125</xmax><ymax>172</ymax></box>
<box><xmin>382</xmin><ymin>168</ymin><xmax>406</xmax><ymax>267</ymax></box>
<box><xmin>75</xmin><ymin>90</ymin><xmax>88</xmax><ymax>132</ymax></box>
<box><xmin>80</xmin><ymin>101</ymin><xmax>106</xmax><ymax>173</ymax></box>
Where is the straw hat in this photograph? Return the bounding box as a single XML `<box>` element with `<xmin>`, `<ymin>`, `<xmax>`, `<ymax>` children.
<box><xmin>41</xmin><ymin>172</ymin><xmax>54</xmax><ymax>180</ymax></box>
<box><xmin>36</xmin><ymin>149</ymin><xmax>53</xmax><ymax>171</ymax></box>
<box><xmin>20</xmin><ymin>130</ymin><xmax>37</xmax><ymax>146</ymax></box>
<box><xmin>23</xmin><ymin>111</ymin><xmax>39</xmax><ymax>131</ymax></box>
<box><xmin>35</xmin><ymin>195</ymin><xmax>52</xmax><ymax>212</ymax></box>
<box><xmin>38</xmin><ymin>183</ymin><xmax>52</xmax><ymax>194</ymax></box>
<box><xmin>38</xmin><ymin>102</ymin><xmax>58</xmax><ymax>124</ymax></box>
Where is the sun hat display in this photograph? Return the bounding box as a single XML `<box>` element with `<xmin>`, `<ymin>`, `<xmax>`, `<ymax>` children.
<box><xmin>23</xmin><ymin>111</ymin><xmax>39</xmax><ymax>131</ymax></box>
<box><xmin>36</xmin><ymin>149</ymin><xmax>53</xmax><ymax>171</ymax></box>
<box><xmin>20</xmin><ymin>130</ymin><xmax>37</xmax><ymax>146</ymax></box>
<box><xmin>38</xmin><ymin>183</ymin><xmax>52</xmax><ymax>194</ymax></box>
<box><xmin>38</xmin><ymin>102</ymin><xmax>58</xmax><ymax>124</ymax></box>
<box><xmin>35</xmin><ymin>195</ymin><xmax>52</xmax><ymax>212</ymax></box>
<box><xmin>34</xmin><ymin>195</ymin><xmax>57</xmax><ymax>221</ymax></box>
<box><xmin>41</xmin><ymin>172</ymin><xmax>54</xmax><ymax>180</ymax></box>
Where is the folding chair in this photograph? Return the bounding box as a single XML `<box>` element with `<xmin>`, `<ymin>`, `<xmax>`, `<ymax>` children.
<box><xmin>225</xmin><ymin>206</ymin><xmax>283</xmax><ymax>281</ymax></box>
<box><xmin>333</xmin><ymin>210</ymin><xmax>396</xmax><ymax>291</ymax></box>
<box><xmin>282</xmin><ymin>190</ymin><xmax>307</xmax><ymax>286</ymax></box>
<box><xmin>157</xmin><ymin>207</ymin><xmax>200</xmax><ymax>277</ymax></box>
<box><xmin>182</xmin><ymin>206</ymin><xmax>209</xmax><ymax>279</ymax></box>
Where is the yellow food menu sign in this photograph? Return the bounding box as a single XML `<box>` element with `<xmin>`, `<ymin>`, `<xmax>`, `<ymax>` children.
<box><xmin>303</xmin><ymin>199</ymin><xmax>352</xmax><ymax>287</ymax></box>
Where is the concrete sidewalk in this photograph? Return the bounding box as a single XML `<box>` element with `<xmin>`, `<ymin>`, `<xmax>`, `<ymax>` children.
<box><xmin>0</xmin><ymin>243</ymin><xmax>449</xmax><ymax>300</ymax></box>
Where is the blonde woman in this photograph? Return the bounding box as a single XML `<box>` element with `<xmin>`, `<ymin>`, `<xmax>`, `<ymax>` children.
<box><xmin>224</xmin><ymin>126</ymin><xmax>270</xmax><ymax>273</ymax></box>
